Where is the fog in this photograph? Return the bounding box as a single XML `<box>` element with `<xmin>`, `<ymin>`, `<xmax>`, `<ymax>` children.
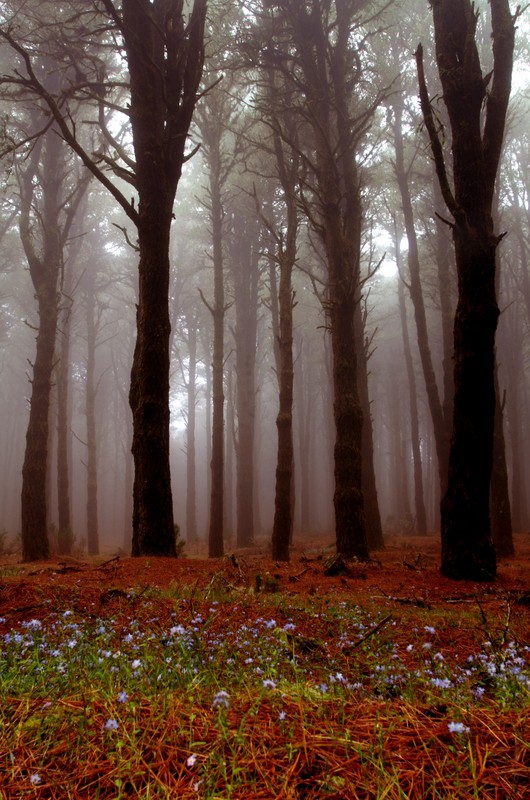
<box><xmin>0</xmin><ymin>0</ymin><xmax>528</xmax><ymax>559</ymax></box>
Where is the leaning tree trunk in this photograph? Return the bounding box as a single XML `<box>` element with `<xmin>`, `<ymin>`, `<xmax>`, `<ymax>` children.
<box><xmin>417</xmin><ymin>0</ymin><xmax>516</xmax><ymax>580</ymax></box>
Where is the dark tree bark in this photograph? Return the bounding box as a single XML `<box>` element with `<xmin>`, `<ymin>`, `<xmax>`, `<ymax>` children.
<box><xmin>270</xmin><ymin>138</ymin><xmax>298</xmax><ymax>562</ymax></box>
<box><xmin>285</xmin><ymin>0</ymin><xmax>377</xmax><ymax>559</ymax></box>
<box><xmin>417</xmin><ymin>0</ymin><xmax>516</xmax><ymax>580</ymax></box>
<box><xmin>121</xmin><ymin>0</ymin><xmax>206</xmax><ymax>556</ymax></box>
<box><xmin>1</xmin><ymin>0</ymin><xmax>207</xmax><ymax>558</ymax></box>
<box><xmin>355</xmin><ymin>302</ymin><xmax>384</xmax><ymax>549</ymax></box>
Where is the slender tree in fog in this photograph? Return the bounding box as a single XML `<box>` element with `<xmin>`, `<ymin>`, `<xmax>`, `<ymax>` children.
<box><xmin>16</xmin><ymin>116</ymin><xmax>89</xmax><ymax>561</ymax></box>
<box><xmin>417</xmin><ymin>0</ymin><xmax>516</xmax><ymax>579</ymax></box>
<box><xmin>56</xmin><ymin>207</ymin><xmax>88</xmax><ymax>555</ymax></box>
<box><xmin>396</xmin><ymin>248</ymin><xmax>427</xmax><ymax>535</ymax></box>
<box><xmin>195</xmin><ymin>62</ymin><xmax>242</xmax><ymax>558</ymax></box>
<box><xmin>228</xmin><ymin>199</ymin><xmax>262</xmax><ymax>547</ymax></box>
<box><xmin>260</xmin><ymin>73</ymin><xmax>300</xmax><ymax>562</ymax></box>
<box><xmin>388</xmin><ymin>72</ymin><xmax>450</xmax><ymax>492</ymax></box>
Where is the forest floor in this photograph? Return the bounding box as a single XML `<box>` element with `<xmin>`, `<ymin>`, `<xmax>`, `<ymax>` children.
<box><xmin>0</xmin><ymin>533</ymin><xmax>529</xmax><ymax>799</ymax></box>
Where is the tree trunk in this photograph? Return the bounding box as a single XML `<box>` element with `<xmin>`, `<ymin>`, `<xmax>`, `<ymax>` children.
<box><xmin>417</xmin><ymin>0</ymin><xmax>515</xmax><ymax>580</ymax></box>
<box><xmin>20</xmin><ymin>129</ymin><xmax>64</xmax><ymax>562</ymax></box>
<box><xmin>354</xmin><ymin>303</ymin><xmax>384</xmax><ymax>549</ymax></box>
<box><xmin>130</xmin><ymin>212</ymin><xmax>175</xmax><ymax>556</ymax></box>
<box><xmin>85</xmin><ymin>266</ymin><xmax>99</xmax><ymax>556</ymax></box>
<box><xmin>205</xmin><ymin>131</ymin><xmax>225</xmax><ymax>559</ymax></box>
<box><xmin>56</xmin><ymin>286</ymin><xmax>73</xmax><ymax>555</ymax></box>
<box><xmin>398</xmin><ymin>272</ymin><xmax>427</xmax><ymax>535</ymax></box>
<box><xmin>271</xmin><ymin>250</ymin><xmax>295</xmax><ymax>561</ymax></box>
<box><xmin>232</xmin><ymin>216</ymin><xmax>260</xmax><ymax>548</ymax></box>
<box><xmin>440</xmin><ymin>233</ymin><xmax>499</xmax><ymax>578</ymax></box>
<box><xmin>185</xmin><ymin>311</ymin><xmax>198</xmax><ymax>547</ymax></box>
<box><xmin>21</xmin><ymin>280</ymin><xmax>57</xmax><ymax>561</ymax></box>
<box><xmin>124</xmin><ymin>0</ymin><xmax>206</xmax><ymax>557</ymax></box>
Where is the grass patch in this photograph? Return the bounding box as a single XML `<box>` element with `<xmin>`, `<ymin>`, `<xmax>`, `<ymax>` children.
<box><xmin>0</xmin><ymin>588</ymin><xmax>529</xmax><ymax>798</ymax></box>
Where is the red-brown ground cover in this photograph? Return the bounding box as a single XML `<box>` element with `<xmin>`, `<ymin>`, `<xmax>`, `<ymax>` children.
<box><xmin>1</xmin><ymin>534</ymin><xmax>529</xmax><ymax>799</ymax></box>
<box><xmin>1</xmin><ymin>533</ymin><xmax>529</xmax><ymax>612</ymax></box>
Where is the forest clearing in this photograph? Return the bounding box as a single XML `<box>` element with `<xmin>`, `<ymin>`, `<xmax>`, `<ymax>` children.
<box><xmin>1</xmin><ymin>534</ymin><xmax>529</xmax><ymax>799</ymax></box>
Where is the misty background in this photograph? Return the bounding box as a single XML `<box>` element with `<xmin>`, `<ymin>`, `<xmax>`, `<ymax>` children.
<box><xmin>0</xmin><ymin>0</ymin><xmax>529</xmax><ymax>556</ymax></box>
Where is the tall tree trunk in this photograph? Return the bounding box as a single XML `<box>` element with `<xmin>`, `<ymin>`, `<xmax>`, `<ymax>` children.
<box><xmin>204</xmin><ymin>135</ymin><xmax>225</xmax><ymax>559</ymax></box>
<box><xmin>85</xmin><ymin>266</ymin><xmax>99</xmax><ymax>556</ymax></box>
<box><xmin>355</xmin><ymin>304</ymin><xmax>384</xmax><ymax>549</ymax></box>
<box><xmin>326</xmin><ymin>219</ymin><xmax>367</xmax><ymax>559</ymax></box>
<box><xmin>232</xmin><ymin>216</ymin><xmax>260</xmax><ymax>547</ymax></box>
<box><xmin>288</xmin><ymin>1</ymin><xmax>370</xmax><ymax>559</ymax></box>
<box><xmin>129</xmin><ymin>211</ymin><xmax>175</xmax><ymax>556</ymax></box>
<box><xmin>56</xmin><ymin>284</ymin><xmax>74</xmax><ymax>555</ymax></box>
<box><xmin>267</xmin><ymin>94</ymin><xmax>299</xmax><ymax>561</ymax></box>
<box><xmin>20</xmin><ymin>130</ymin><xmax>63</xmax><ymax>561</ymax></box>
<box><xmin>417</xmin><ymin>0</ymin><xmax>516</xmax><ymax>579</ymax></box>
<box><xmin>398</xmin><ymin>271</ymin><xmax>428</xmax><ymax>535</ymax></box>
<box><xmin>123</xmin><ymin>0</ymin><xmax>206</xmax><ymax>557</ymax></box>
<box><xmin>294</xmin><ymin>332</ymin><xmax>313</xmax><ymax>535</ymax></box>
<box><xmin>185</xmin><ymin>311</ymin><xmax>198</xmax><ymax>547</ymax></box>
<box><xmin>224</xmin><ymin>363</ymin><xmax>235</xmax><ymax>542</ymax></box>
<box><xmin>271</xmin><ymin>250</ymin><xmax>295</xmax><ymax>561</ymax></box>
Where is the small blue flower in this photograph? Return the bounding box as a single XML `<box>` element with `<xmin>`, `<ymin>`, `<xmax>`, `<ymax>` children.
<box><xmin>262</xmin><ymin>678</ymin><xmax>276</xmax><ymax>690</ymax></box>
<box><xmin>104</xmin><ymin>718</ymin><xmax>119</xmax><ymax>731</ymax></box>
<box><xmin>212</xmin><ymin>690</ymin><xmax>230</xmax><ymax>710</ymax></box>
<box><xmin>448</xmin><ymin>721</ymin><xmax>469</xmax><ymax>734</ymax></box>
<box><xmin>29</xmin><ymin>773</ymin><xmax>41</xmax><ymax>785</ymax></box>
<box><xmin>117</xmin><ymin>691</ymin><xmax>128</xmax><ymax>703</ymax></box>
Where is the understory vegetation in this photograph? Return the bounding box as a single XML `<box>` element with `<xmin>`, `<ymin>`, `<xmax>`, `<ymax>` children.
<box><xmin>1</xmin><ymin>580</ymin><xmax>529</xmax><ymax>798</ymax></box>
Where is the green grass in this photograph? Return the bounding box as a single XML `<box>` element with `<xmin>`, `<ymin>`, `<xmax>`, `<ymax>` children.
<box><xmin>0</xmin><ymin>590</ymin><xmax>529</xmax><ymax>798</ymax></box>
